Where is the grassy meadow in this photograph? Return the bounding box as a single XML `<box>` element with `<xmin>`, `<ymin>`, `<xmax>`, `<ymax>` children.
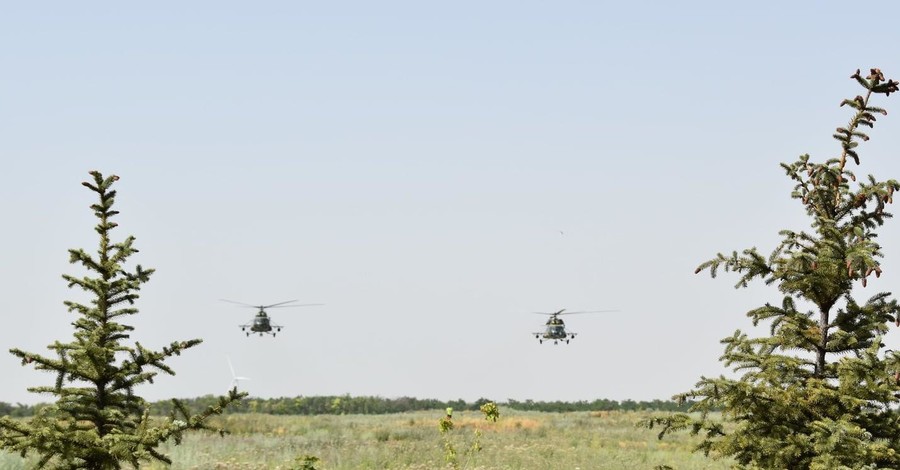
<box><xmin>0</xmin><ymin>410</ymin><xmax>732</xmax><ymax>469</ymax></box>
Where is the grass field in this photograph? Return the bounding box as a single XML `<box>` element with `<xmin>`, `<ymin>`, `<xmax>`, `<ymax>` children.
<box><xmin>0</xmin><ymin>410</ymin><xmax>733</xmax><ymax>469</ymax></box>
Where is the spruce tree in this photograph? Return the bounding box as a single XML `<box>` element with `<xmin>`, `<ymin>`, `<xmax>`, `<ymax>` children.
<box><xmin>0</xmin><ymin>171</ymin><xmax>245</xmax><ymax>469</ymax></box>
<box><xmin>645</xmin><ymin>69</ymin><xmax>900</xmax><ymax>469</ymax></box>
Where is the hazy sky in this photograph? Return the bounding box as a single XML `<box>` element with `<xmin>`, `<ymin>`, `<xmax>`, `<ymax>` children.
<box><xmin>3</xmin><ymin>2</ymin><xmax>900</xmax><ymax>405</ymax></box>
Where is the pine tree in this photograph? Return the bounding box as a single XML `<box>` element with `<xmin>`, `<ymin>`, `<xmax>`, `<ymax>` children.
<box><xmin>0</xmin><ymin>171</ymin><xmax>246</xmax><ymax>469</ymax></box>
<box><xmin>645</xmin><ymin>69</ymin><xmax>900</xmax><ymax>469</ymax></box>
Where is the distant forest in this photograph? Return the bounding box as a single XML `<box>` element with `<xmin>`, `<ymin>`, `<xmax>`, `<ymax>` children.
<box><xmin>0</xmin><ymin>395</ymin><xmax>691</xmax><ymax>417</ymax></box>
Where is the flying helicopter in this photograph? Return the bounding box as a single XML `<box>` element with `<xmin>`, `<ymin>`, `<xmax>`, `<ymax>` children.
<box><xmin>533</xmin><ymin>309</ymin><xmax>616</xmax><ymax>344</ymax></box>
<box><xmin>220</xmin><ymin>299</ymin><xmax>323</xmax><ymax>337</ymax></box>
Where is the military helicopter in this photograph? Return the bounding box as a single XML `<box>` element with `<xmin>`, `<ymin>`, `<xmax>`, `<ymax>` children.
<box><xmin>220</xmin><ymin>299</ymin><xmax>323</xmax><ymax>337</ymax></box>
<box><xmin>533</xmin><ymin>309</ymin><xmax>616</xmax><ymax>344</ymax></box>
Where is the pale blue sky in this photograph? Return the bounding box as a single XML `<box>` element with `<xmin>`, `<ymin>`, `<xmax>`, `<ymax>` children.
<box><xmin>2</xmin><ymin>2</ymin><xmax>900</xmax><ymax>405</ymax></box>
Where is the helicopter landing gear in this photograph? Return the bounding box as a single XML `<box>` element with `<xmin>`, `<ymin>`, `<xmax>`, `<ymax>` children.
<box><xmin>539</xmin><ymin>339</ymin><xmax>543</xmax><ymax>344</ymax></box>
<box><xmin>272</xmin><ymin>332</ymin><xmax>276</xmax><ymax>337</ymax></box>
<box><xmin>566</xmin><ymin>339</ymin><xmax>570</xmax><ymax>344</ymax></box>
<box><xmin>245</xmin><ymin>332</ymin><xmax>249</xmax><ymax>337</ymax></box>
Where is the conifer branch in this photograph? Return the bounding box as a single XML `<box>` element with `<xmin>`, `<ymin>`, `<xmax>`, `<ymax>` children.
<box><xmin>2</xmin><ymin>171</ymin><xmax>246</xmax><ymax>467</ymax></box>
<box><xmin>695</xmin><ymin>248</ymin><xmax>774</xmax><ymax>288</ymax></box>
<box><xmin>660</xmin><ymin>69</ymin><xmax>900</xmax><ymax>468</ymax></box>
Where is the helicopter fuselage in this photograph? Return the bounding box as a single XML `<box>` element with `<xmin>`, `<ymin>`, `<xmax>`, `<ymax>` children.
<box><xmin>251</xmin><ymin>314</ymin><xmax>271</xmax><ymax>332</ymax></box>
<box><xmin>534</xmin><ymin>316</ymin><xmax>577</xmax><ymax>344</ymax></box>
<box><xmin>240</xmin><ymin>312</ymin><xmax>282</xmax><ymax>336</ymax></box>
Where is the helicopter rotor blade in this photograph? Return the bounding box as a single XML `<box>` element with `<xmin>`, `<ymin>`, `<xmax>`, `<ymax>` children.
<box><xmin>260</xmin><ymin>300</ymin><xmax>300</xmax><ymax>308</ymax></box>
<box><xmin>265</xmin><ymin>303</ymin><xmax>324</xmax><ymax>309</ymax></box>
<box><xmin>532</xmin><ymin>309</ymin><xmax>618</xmax><ymax>315</ymax></box>
<box><xmin>533</xmin><ymin>309</ymin><xmax>564</xmax><ymax>315</ymax></box>
<box><xmin>557</xmin><ymin>310</ymin><xmax>619</xmax><ymax>315</ymax></box>
<box><xmin>221</xmin><ymin>299</ymin><xmax>323</xmax><ymax>309</ymax></box>
<box><xmin>220</xmin><ymin>299</ymin><xmax>259</xmax><ymax>308</ymax></box>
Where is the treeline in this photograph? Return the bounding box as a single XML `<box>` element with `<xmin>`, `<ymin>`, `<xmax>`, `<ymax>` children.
<box><xmin>149</xmin><ymin>395</ymin><xmax>495</xmax><ymax>416</ymax></box>
<box><xmin>146</xmin><ymin>396</ymin><xmax>695</xmax><ymax>415</ymax></box>
<box><xmin>505</xmin><ymin>398</ymin><xmax>692</xmax><ymax>413</ymax></box>
<box><xmin>1</xmin><ymin>396</ymin><xmax>692</xmax><ymax>417</ymax></box>
<box><xmin>0</xmin><ymin>402</ymin><xmax>46</xmax><ymax>418</ymax></box>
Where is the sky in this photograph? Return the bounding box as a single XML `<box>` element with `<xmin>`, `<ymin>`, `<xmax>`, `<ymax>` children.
<box><xmin>2</xmin><ymin>1</ymin><xmax>900</xmax><ymax>405</ymax></box>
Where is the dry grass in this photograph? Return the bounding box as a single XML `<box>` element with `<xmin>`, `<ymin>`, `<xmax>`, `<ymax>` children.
<box><xmin>0</xmin><ymin>409</ymin><xmax>732</xmax><ymax>469</ymax></box>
